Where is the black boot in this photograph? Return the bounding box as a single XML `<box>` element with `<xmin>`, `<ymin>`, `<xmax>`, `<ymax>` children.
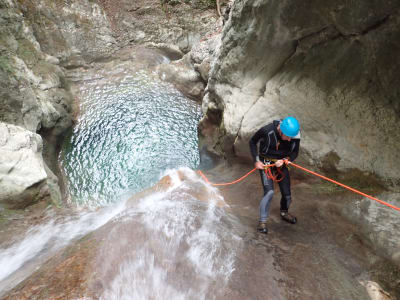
<box><xmin>280</xmin><ymin>210</ymin><xmax>297</xmax><ymax>224</ymax></box>
<box><xmin>257</xmin><ymin>221</ymin><xmax>269</xmax><ymax>234</ymax></box>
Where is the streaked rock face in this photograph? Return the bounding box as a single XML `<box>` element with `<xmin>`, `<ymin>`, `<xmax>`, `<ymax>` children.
<box><xmin>0</xmin><ymin>0</ymin><xmax>117</xmax><ymax>207</ymax></box>
<box><xmin>0</xmin><ymin>123</ymin><xmax>61</xmax><ymax>208</ymax></box>
<box><xmin>200</xmin><ymin>0</ymin><xmax>400</xmax><ymax>188</ymax></box>
<box><xmin>343</xmin><ymin>192</ymin><xmax>400</xmax><ymax>266</ymax></box>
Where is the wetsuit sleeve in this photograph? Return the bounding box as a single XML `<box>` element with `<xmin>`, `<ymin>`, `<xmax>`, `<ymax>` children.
<box><xmin>249</xmin><ymin>127</ymin><xmax>267</xmax><ymax>162</ymax></box>
<box><xmin>289</xmin><ymin>139</ymin><xmax>300</xmax><ymax>162</ymax></box>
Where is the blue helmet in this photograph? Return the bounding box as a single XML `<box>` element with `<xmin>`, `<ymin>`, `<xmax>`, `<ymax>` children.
<box><xmin>280</xmin><ymin>116</ymin><xmax>300</xmax><ymax>137</ymax></box>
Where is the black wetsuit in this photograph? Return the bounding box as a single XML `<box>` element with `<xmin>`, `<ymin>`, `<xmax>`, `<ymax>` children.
<box><xmin>249</xmin><ymin>120</ymin><xmax>300</xmax><ymax>221</ymax></box>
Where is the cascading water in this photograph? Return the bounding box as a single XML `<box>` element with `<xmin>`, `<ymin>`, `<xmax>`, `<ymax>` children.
<box><xmin>95</xmin><ymin>169</ymin><xmax>243</xmax><ymax>299</ymax></box>
<box><xmin>0</xmin><ymin>56</ymin><xmax>244</xmax><ymax>299</ymax></box>
<box><xmin>0</xmin><ymin>202</ymin><xmax>127</xmax><ymax>293</ymax></box>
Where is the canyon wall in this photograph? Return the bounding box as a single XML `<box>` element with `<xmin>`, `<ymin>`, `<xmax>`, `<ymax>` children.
<box><xmin>201</xmin><ymin>0</ymin><xmax>400</xmax><ymax>188</ymax></box>
<box><xmin>0</xmin><ymin>0</ymin><xmax>219</xmax><ymax>208</ymax></box>
<box><xmin>0</xmin><ymin>0</ymin><xmax>114</xmax><ymax>208</ymax></box>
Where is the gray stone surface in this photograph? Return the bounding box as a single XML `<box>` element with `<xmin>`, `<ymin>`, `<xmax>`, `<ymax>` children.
<box><xmin>199</xmin><ymin>0</ymin><xmax>400</xmax><ymax>268</ymax></box>
<box><xmin>343</xmin><ymin>192</ymin><xmax>400</xmax><ymax>266</ymax></box>
<box><xmin>16</xmin><ymin>0</ymin><xmax>115</xmax><ymax>65</ymax></box>
<box><xmin>201</xmin><ymin>0</ymin><xmax>400</xmax><ymax>188</ymax></box>
<box><xmin>155</xmin><ymin>31</ymin><xmax>222</xmax><ymax>100</ymax></box>
<box><xmin>0</xmin><ymin>123</ymin><xmax>57</xmax><ymax>208</ymax></box>
<box><xmin>157</xmin><ymin>53</ymin><xmax>206</xmax><ymax>100</ymax></box>
<box><xmin>0</xmin><ymin>0</ymin><xmax>118</xmax><ymax>208</ymax></box>
<box><xmin>96</xmin><ymin>0</ymin><xmax>218</xmax><ymax>53</ymax></box>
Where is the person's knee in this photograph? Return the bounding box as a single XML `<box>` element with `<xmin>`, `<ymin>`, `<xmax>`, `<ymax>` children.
<box><xmin>281</xmin><ymin>194</ymin><xmax>292</xmax><ymax>210</ymax></box>
<box><xmin>264</xmin><ymin>189</ymin><xmax>274</xmax><ymax>198</ymax></box>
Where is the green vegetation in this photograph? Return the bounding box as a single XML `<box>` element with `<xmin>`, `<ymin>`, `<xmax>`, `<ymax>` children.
<box><xmin>0</xmin><ymin>207</ymin><xmax>23</xmax><ymax>226</ymax></box>
<box><xmin>16</xmin><ymin>39</ymin><xmax>39</xmax><ymax>67</ymax></box>
<box><xmin>0</xmin><ymin>55</ymin><xmax>13</xmax><ymax>74</ymax></box>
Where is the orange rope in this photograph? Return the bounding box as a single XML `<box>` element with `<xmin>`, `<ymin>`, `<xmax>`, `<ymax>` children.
<box><xmin>288</xmin><ymin>162</ymin><xmax>400</xmax><ymax>212</ymax></box>
<box><xmin>197</xmin><ymin>161</ymin><xmax>400</xmax><ymax>212</ymax></box>
<box><xmin>266</xmin><ymin>165</ymin><xmax>285</xmax><ymax>182</ymax></box>
<box><xmin>197</xmin><ymin>163</ymin><xmax>275</xmax><ymax>186</ymax></box>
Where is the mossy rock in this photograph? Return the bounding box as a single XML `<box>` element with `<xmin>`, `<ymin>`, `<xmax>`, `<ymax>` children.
<box><xmin>163</xmin><ymin>0</ymin><xmax>216</xmax><ymax>9</ymax></box>
<box><xmin>16</xmin><ymin>38</ymin><xmax>40</xmax><ymax>67</ymax></box>
<box><xmin>0</xmin><ymin>55</ymin><xmax>13</xmax><ymax>74</ymax></box>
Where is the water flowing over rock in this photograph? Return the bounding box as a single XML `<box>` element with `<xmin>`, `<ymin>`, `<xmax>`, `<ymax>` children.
<box><xmin>1</xmin><ymin>170</ymin><xmax>248</xmax><ymax>299</ymax></box>
<box><xmin>200</xmin><ymin>0</ymin><xmax>400</xmax><ymax>188</ymax></box>
<box><xmin>1</xmin><ymin>0</ymin><xmax>399</xmax><ymax>298</ymax></box>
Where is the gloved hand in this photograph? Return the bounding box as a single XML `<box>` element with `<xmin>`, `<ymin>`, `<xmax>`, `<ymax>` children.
<box><xmin>275</xmin><ymin>159</ymin><xmax>284</xmax><ymax>168</ymax></box>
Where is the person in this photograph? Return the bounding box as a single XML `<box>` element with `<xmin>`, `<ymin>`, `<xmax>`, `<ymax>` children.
<box><xmin>249</xmin><ymin>116</ymin><xmax>301</xmax><ymax>234</ymax></box>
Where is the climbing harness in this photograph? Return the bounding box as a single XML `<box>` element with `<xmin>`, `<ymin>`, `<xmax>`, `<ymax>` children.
<box><xmin>265</xmin><ymin>166</ymin><xmax>285</xmax><ymax>182</ymax></box>
<box><xmin>262</xmin><ymin>158</ymin><xmax>286</xmax><ymax>182</ymax></box>
<box><xmin>197</xmin><ymin>161</ymin><xmax>400</xmax><ymax>212</ymax></box>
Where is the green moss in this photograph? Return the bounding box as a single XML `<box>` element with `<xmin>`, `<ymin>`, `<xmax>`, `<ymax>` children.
<box><xmin>161</xmin><ymin>0</ymin><xmax>216</xmax><ymax>9</ymax></box>
<box><xmin>0</xmin><ymin>207</ymin><xmax>24</xmax><ymax>226</ymax></box>
<box><xmin>198</xmin><ymin>0</ymin><xmax>217</xmax><ymax>8</ymax></box>
<box><xmin>310</xmin><ymin>167</ymin><xmax>386</xmax><ymax>196</ymax></box>
<box><xmin>317</xmin><ymin>151</ymin><xmax>386</xmax><ymax>194</ymax></box>
<box><xmin>16</xmin><ymin>39</ymin><xmax>39</xmax><ymax>67</ymax></box>
<box><xmin>0</xmin><ymin>55</ymin><xmax>13</xmax><ymax>74</ymax></box>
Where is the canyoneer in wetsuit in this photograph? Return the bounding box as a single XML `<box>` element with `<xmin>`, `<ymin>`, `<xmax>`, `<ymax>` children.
<box><xmin>249</xmin><ymin>116</ymin><xmax>300</xmax><ymax>234</ymax></box>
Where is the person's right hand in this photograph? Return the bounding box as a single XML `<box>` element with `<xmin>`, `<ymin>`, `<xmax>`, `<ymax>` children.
<box><xmin>254</xmin><ymin>161</ymin><xmax>264</xmax><ymax>169</ymax></box>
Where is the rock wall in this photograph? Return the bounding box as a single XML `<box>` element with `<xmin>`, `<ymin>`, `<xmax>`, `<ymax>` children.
<box><xmin>97</xmin><ymin>0</ymin><xmax>218</xmax><ymax>53</ymax></box>
<box><xmin>200</xmin><ymin>0</ymin><xmax>400</xmax><ymax>188</ymax></box>
<box><xmin>0</xmin><ymin>0</ymin><xmax>115</xmax><ymax>208</ymax></box>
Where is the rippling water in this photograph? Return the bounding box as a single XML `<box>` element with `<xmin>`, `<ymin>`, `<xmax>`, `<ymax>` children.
<box><xmin>61</xmin><ymin>71</ymin><xmax>202</xmax><ymax>206</ymax></box>
<box><xmin>1</xmin><ymin>65</ymin><xmax>245</xmax><ymax>299</ymax></box>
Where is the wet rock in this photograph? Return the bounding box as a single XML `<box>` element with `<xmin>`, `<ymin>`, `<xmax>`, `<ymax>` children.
<box><xmin>0</xmin><ymin>1</ymin><xmax>76</xmax><ymax>133</ymax></box>
<box><xmin>0</xmin><ymin>0</ymin><xmax>120</xmax><ymax>209</ymax></box>
<box><xmin>157</xmin><ymin>54</ymin><xmax>205</xmax><ymax>100</ymax></box>
<box><xmin>17</xmin><ymin>0</ymin><xmax>115</xmax><ymax>64</ymax></box>
<box><xmin>343</xmin><ymin>192</ymin><xmax>400</xmax><ymax>266</ymax></box>
<box><xmin>195</xmin><ymin>56</ymin><xmax>211</xmax><ymax>82</ymax></box>
<box><xmin>156</xmin><ymin>31</ymin><xmax>221</xmax><ymax>100</ymax></box>
<box><xmin>5</xmin><ymin>165</ymin><xmax>398</xmax><ymax>299</ymax></box>
<box><xmin>147</xmin><ymin>42</ymin><xmax>184</xmax><ymax>60</ymax></box>
<box><xmin>0</xmin><ymin>123</ymin><xmax>61</xmax><ymax>209</ymax></box>
<box><xmin>360</xmin><ymin>281</ymin><xmax>393</xmax><ymax>300</ymax></box>
<box><xmin>97</xmin><ymin>0</ymin><xmax>218</xmax><ymax>53</ymax></box>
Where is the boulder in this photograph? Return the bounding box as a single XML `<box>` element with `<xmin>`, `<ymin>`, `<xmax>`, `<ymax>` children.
<box><xmin>156</xmin><ymin>31</ymin><xmax>222</xmax><ymax>100</ymax></box>
<box><xmin>0</xmin><ymin>123</ymin><xmax>61</xmax><ymax>209</ymax></box>
<box><xmin>157</xmin><ymin>55</ymin><xmax>205</xmax><ymax>101</ymax></box>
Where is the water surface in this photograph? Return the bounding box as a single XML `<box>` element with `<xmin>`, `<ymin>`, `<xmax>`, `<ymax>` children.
<box><xmin>61</xmin><ymin>70</ymin><xmax>202</xmax><ymax>206</ymax></box>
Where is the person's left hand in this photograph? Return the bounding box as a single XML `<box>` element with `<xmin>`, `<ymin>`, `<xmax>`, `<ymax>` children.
<box><xmin>275</xmin><ymin>159</ymin><xmax>284</xmax><ymax>168</ymax></box>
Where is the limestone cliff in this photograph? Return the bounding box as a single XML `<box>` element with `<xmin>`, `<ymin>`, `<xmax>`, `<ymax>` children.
<box><xmin>0</xmin><ymin>0</ymin><xmax>115</xmax><ymax>208</ymax></box>
<box><xmin>0</xmin><ymin>0</ymin><xmax>221</xmax><ymax>208</ymax></box>
<box><xmin>200</xmin><ymin>0</ymin><xmax>400</xmax><ymax>189</ymax></box>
